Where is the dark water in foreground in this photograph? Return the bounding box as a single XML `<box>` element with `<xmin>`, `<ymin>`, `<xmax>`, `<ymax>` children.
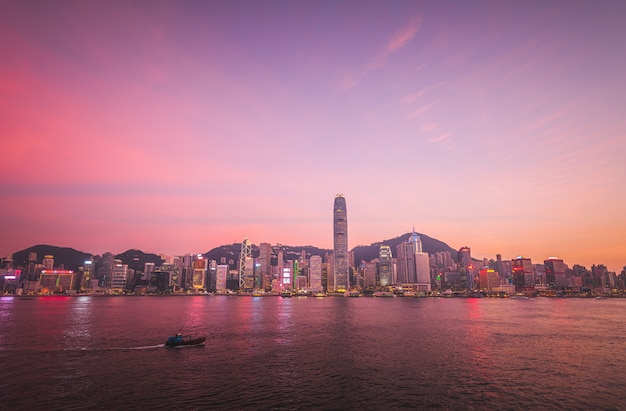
<box><xmin>0</xmin><ymin>295</ymin><xmax>624</xmax><ymax>410</ymax></box>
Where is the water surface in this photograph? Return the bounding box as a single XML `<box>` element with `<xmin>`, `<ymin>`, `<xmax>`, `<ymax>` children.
<box><xmin>0</xmin><ymin>296</ymin><xmax>623</xmax><ymax>410</ymax></box>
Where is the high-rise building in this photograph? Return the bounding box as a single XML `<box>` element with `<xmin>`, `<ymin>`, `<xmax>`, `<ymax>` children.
<box><xmin>396</xmin><ymin>241</ymin><xmax>417</xmax><ymax>285</ymax></box>
<box><xmin>42</xmin><ymin>255</ymin><xmax>54</xmax><ymax>270</ymax></box>
<box><xmin>215</xmin><ymin>265</ymin><xmax>228</xmax><ymax>293</ymax></box>
<box><xmin>258</xmin><ymin>243</ymin><xmax>272</xmax><ymax>290</ymax></box>
<box><xmin>544</xmin><ymin>258</ymin><xmax>567</xmax><ymax>289</ymax></box>
<box><xmin>96</xmin><ymin>252</ymin><xmax>115</xmax><ymax>288</ymax></box>
<box><xmin>192</xmin><ymin>255</ymin><xmax>207</xmax><ymax>290</ymax></box>
<box><xmin>239</xmin><ymin>238</ymin><xmax>253</xmax><ymax>291</ymax></box>
<box><xmin>40</xmin><ymin>270</ymin><xmax>74</xmax><ymax>293</ymax></box>
<box><xmin>25</xmin><ymin>252</ymin><xmax>37</xmax><ymax>281</ymax></box>
<box><xmin>309</xmin><ymin>255</ymin><xmax>322</xmax><ymax>292</ymax></box>
<box><xmin>479</xmin><ymin>268</ymin><xmax>500</xmax><ymax>292</ymax></box>
<box><xmin>458</xmin><ymin>247</ymin><xmax>473</xmax><ymax>290</ymax></box>
<box><xmin>396</xmin><ymin>231</ymin><xmax>431</xmax><ymax>291</ymax></box>
<box><xmin>181</xmin><ymin>254</ymin><xmax>193</xmax><ymax>290</ymax></box>
<box><xmin>377</xmin><ymin>246</ymin><xmax>393</xmax><ymax>288</ymax></box>
<box><xmin>333</xmin><ymin>195</ymin><xmax>349</xmax><ymax>291</ymax></box>
<box><xmin>206</xmin><ymin>259</ymin><xmax>217</xmax><ymax>292</ymax></box>
<box><xmin>512</xmin><ymin>256</ymin><xmax>534</xmax><ymax>292</ymax></box>
<box><xmin>458</xmin><ymin>247</ymin><xmax>472</xmax><ymax>267</ymax></box>
<box><xmin>110</xmin><ymin>260</ymin><xmax>128</xmax><ymax>291</ymax></box>
<box><xmin>280</xmin><ymin>266</ymin><xmax>292</xmax><ymax>291</ymax></box>
<box><xmin>144</xmin><ymin>262</ymin><xmax>155</xmax><ymax>282</ymax></box>
<box><xmin>80</xmin><ymin>260</ymin><xmax>94</xmax><ymax>291</ymax></box>
<box><xmin>412</xmin><ymin>232</ymin><xmax>431</xmax><ymax>292</ymax></box>
<box><xmin>363</xmin><ymin>261</ymin><xmax>377</xmax><ymax>289</ymax></box>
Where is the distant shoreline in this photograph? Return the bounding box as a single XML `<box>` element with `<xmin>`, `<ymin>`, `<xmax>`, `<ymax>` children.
<box><xmin>7</xmin><ymin>293</ymin><xmax>626</xmax><ymax>299</ymax></box>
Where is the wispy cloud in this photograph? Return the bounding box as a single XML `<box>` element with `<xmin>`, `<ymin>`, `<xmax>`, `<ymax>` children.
<box><xmin>401</xmin><ymin>81</ymin><xmax>447</xmax><ymax>104</ymax></box>
<box><xmin>407</xmin><ymin>102</ymin><xmax>433</xmax><ymax>119</ymax></box>
<box><xmin>386</xmin><ymin>16</ymin><xmax>423</xmax><ymax>53</ymax></box>
<box><xmin>344</xmin><ymin>15</ymin><xmax>422</xmax><ymax>89</ymax></box>
<box><xmin>429</xmin><ymin>132</ymin><xmax>452</xmax><ymax>144</ymax></box>
<box><xmin>420</xmin><ymin>123</ymin><xmax>437</xmax><ymax>132</ymax></box>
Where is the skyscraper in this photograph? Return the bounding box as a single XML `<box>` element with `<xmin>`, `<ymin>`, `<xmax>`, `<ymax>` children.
<box><xmin>458</xmin><ymin>246</ymin><xmax>473</xmax><ymax>290</ymax></box>
<box><xmin>512</xmin><ymin>256</ymin><xmax>534</xmax><ymax>292</ymax></box>
<box><xmin>309</xmin><ymin>255</ymin><xmax>322</xmax><ymax>292</ymax></box>
<box><xmin>396</xmin><ymin>230</ymin><xmax>431</xmax><ymax>291</ymax></box>
<box><xmin>42</xmin><ymin>255</ymin><xmax>54</xmax><ymax>270</ymax></box>
<box><xmin>238</xmin><ymin>238</ymin><xmax>253</xmax><ymax>291</ymax></box>
<box><xmin>258</xmin><ymin>243</ymin><xmax>272</xmax><ymax>290</ymax></box>
<box><xmin>396</xmin><ymin>240</ymin><xmax>416</xmax><ymax>285</ymax></box>
<box><xmin>333</xmin><ymin>195</ymin><xmax>349</xmax><ymax>291</ymax></box>
<box><xmin>377</xmin><ymin>245</ymin><xmax>393</xmax><ymax>287</ymax></box>
<box><xmin>412</xmin><ymin>233</ymin><xmax>431</xmax><ymax>292</ymax></box>
<box><xmin>545</xmin><ymin>257</ymin><xmax>567</xmax><ymax>289</ymax></box>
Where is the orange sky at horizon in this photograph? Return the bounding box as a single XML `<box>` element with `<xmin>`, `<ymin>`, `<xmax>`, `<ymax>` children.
<box><xmin>1</xmin><ymin>1</ymin><xmax>625</xmax><ymax>273</ymax></box>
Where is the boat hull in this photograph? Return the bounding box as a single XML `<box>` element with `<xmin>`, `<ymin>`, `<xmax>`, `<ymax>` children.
<box><xmin>165</xmin><ymin>336</ymin><xmax>206</xmax><ymax>348</ymax></box>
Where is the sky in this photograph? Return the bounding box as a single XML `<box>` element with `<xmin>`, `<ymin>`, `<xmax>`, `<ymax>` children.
<box><xmin>1</xmin><ymin>0</ymin><xmax>625</xmax><ymax>272</ymax></box>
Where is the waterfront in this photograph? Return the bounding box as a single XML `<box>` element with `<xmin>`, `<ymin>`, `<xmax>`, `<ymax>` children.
<box><xmin>0</xmin><ymin>296</ymin><xmax>624</xmax><ymax>410</ymax></box>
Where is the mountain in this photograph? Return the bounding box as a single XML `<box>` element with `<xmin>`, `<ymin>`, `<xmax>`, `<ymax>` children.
<box><xmin>352</xmin><ymin>232</ymin><xmax>458</xmax><ymax>264</ymax></box>
<box><xmin>114</xmin><ymin>249</ymin><xmax>164</xmax><ymax>272</ymax></box>
<box><xmin>5</xmin><ymin>232</ymin><xmax>459</xmax><ymax>272</ymax></box>
<box><xmin>203</xmin><ymin>243</ymin><xmax>331</xmax><ymax>270</ymax></box>
<box><xmin>202</xmin><ymin>233</ymin><xmax>458</xmax><ymax>269</ymax></box>
<box><xmin>9</xmin><ymin>245</ymin><xmax>93</xmax><ymax>272</ymax></box>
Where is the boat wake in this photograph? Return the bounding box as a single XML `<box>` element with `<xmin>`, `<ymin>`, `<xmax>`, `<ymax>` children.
<box><xmin>126</xmin><ymin>344</ymin><xmax>165</xmax><ymax>350</ymax></box>
<box><xmin>72</xmin><ymin>344</ymin><xmax>165</xmax><ymax>352</ymax></box>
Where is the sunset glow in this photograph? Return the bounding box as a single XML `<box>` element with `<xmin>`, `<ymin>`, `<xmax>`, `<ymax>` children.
<box><xmin>1</xmin><ymin>1</ymin><xmax>625</xmax><ymax>271</ymax></box>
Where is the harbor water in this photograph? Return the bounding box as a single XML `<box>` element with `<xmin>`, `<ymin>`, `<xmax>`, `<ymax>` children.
<box><xmin>0</xmin><ymin>295</ymin><xmax>624</xmax><ymax>410</ymax></box>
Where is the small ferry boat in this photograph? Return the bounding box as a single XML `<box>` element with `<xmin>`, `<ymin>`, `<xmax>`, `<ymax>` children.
<box><xmin>165</xmin><ymin>334</ymin><xmax>206</xmax><ymax>348</ymax></box>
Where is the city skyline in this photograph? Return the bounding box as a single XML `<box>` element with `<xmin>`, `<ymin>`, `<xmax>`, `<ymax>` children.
<box><xmin>1</xmin><ymin>1</ymin><xmax>625</xmax><ymax>272</ymax></box>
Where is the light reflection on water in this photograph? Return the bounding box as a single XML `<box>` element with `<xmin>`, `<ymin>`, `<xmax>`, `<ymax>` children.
<box><xmin>0</xmin><ymin>296</ymin><xmax>624</xmax><ymax>410</ymax></box>
<box><xmin>65</xmin><ymin>296</ymin><xmax>93</xmax><ymax>343</ymax></box>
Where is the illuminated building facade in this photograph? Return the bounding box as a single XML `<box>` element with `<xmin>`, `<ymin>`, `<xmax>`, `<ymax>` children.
<box><xmin>413</xmin><ymin>233</ymin><xmax>431</xmax><ymax>292</ymax></box>
<box><xmin>215</xmin><ymin>265</ymin><xmax>228</xmax><ymax>292</ymax></box>
<box><xmin>309</xmin><ymin>255</ymin><xmax>322</xmax><ymax>292</ymax></box>
<box><xmin>80</xmin><ymin>260</ymin><xmax>94</xmax><ymax>291</ymax></box>
<box><xmin>545</xmin><ymin>258</ymin><xmax>567</xmax><ymax>289</ymax></box>
<box><xmin>96</xmin><ymin>252</ymin><xmax>115</xmax><ymax>288</ymax></box>
<box><xmin>153</xmin><ymin>264</ymin><xmax>180</xmax><ymax>292</ymax></box>
<box><xmin>479</xmin><ymin>268</ymin><xmax>500</xmax><ymax>292</ymax></box>
<box><xmin>333</xmin><ymin>195</ymin><xmax>349</xmax><ymax>291</ymax></box>
<box><xmin>258</xmin><ymin>243</ymin><xmax>272</xmax><ymax>290</ymax></box>
<box><xmin>40</xmin><ymin>270</ymin><xmax>75</xmax><ymax>293</ymax></box>
<box><xmin>0</xmin><ymin>268</ymin><xmax>21</xmax><ymax>294</ymax></box>
<box><xmin>144</xmin><ymin>262</ymin><xmax>155</xmax><ymax>282</ymax></box>
<box><xmin>110</xmin><ymin>260</ymin><xmax>128</xmax><ymax>291</ymax></box>
<box><xmin>192</xmin><ymin>256</ymin><xmax>207</xmax><ymax>290</ymax></box>
<box><xmin>458</xmin><ymin>246</ymin><xmax>474</xmax><ymax>290</ymax></box>
<box><xmin>206</xmin><ymin>259</ymin><xmax>217</xmax><ymax>292</ymax></box>
<box><xmin>377</xmin><ymin>246</ymin><xmax>393</xmax><ymax>287</ymax></box>
<box><xmin>396</xmin><ymin>231</ymin><xmax>431</xmax><ymax>291</ymax></box>
<box><xmin>280</xmin><ymin>266</ymin><xmax>292</xmax><ymax>291</ymax></box>
<box><xmin>363</xmin><ymin>261</ymin><xmax>377</xmax><ymax>289</ymax></box>
<box><xmin>239</xmin><ymin>238</ymin><xmax>253</xmax><ymax>291</ymax></box>
<box><xmin>458</xmin><ymin>247</ymin><xmax>472</xmax><ymax>267</ymax></box>
<box><xmin>512</xmin><ymin>256</ymin><xmax>534</xmax><ymax>292</ymax></box>
<box><xmin>42</xmin><ymin>255</ymin><xmax>54</xmax><ymax>270</ymax></box>
<box><xmin>396</xmin><ymin>241</ymin><xmax>416</xmax><ymax>285</ymax></box>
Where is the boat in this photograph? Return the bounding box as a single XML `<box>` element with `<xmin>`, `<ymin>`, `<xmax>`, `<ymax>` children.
<box><xmin>165</xmin><ymin>334</ymin><xmax>206</xmax><ymax>348</ymax></box>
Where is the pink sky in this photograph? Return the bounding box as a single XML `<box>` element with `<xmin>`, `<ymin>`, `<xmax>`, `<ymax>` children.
<box><xmin>1</xmin><ymin>1</ymin><xmax>625</xmax><ymax>272</ymax></box>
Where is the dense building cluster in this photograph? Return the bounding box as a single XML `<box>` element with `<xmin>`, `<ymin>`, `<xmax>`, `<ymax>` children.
<box><xmin>1</xmin><ymin>195</ymin><xmax>625</xmax><ymax>296</ymax></box>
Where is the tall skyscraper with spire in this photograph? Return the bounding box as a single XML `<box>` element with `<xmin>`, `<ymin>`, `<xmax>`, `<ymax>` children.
<box><xmin>333</xmin><ymin>194</ymin><xmax>349</xmax><ymax>291</ymax></box>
